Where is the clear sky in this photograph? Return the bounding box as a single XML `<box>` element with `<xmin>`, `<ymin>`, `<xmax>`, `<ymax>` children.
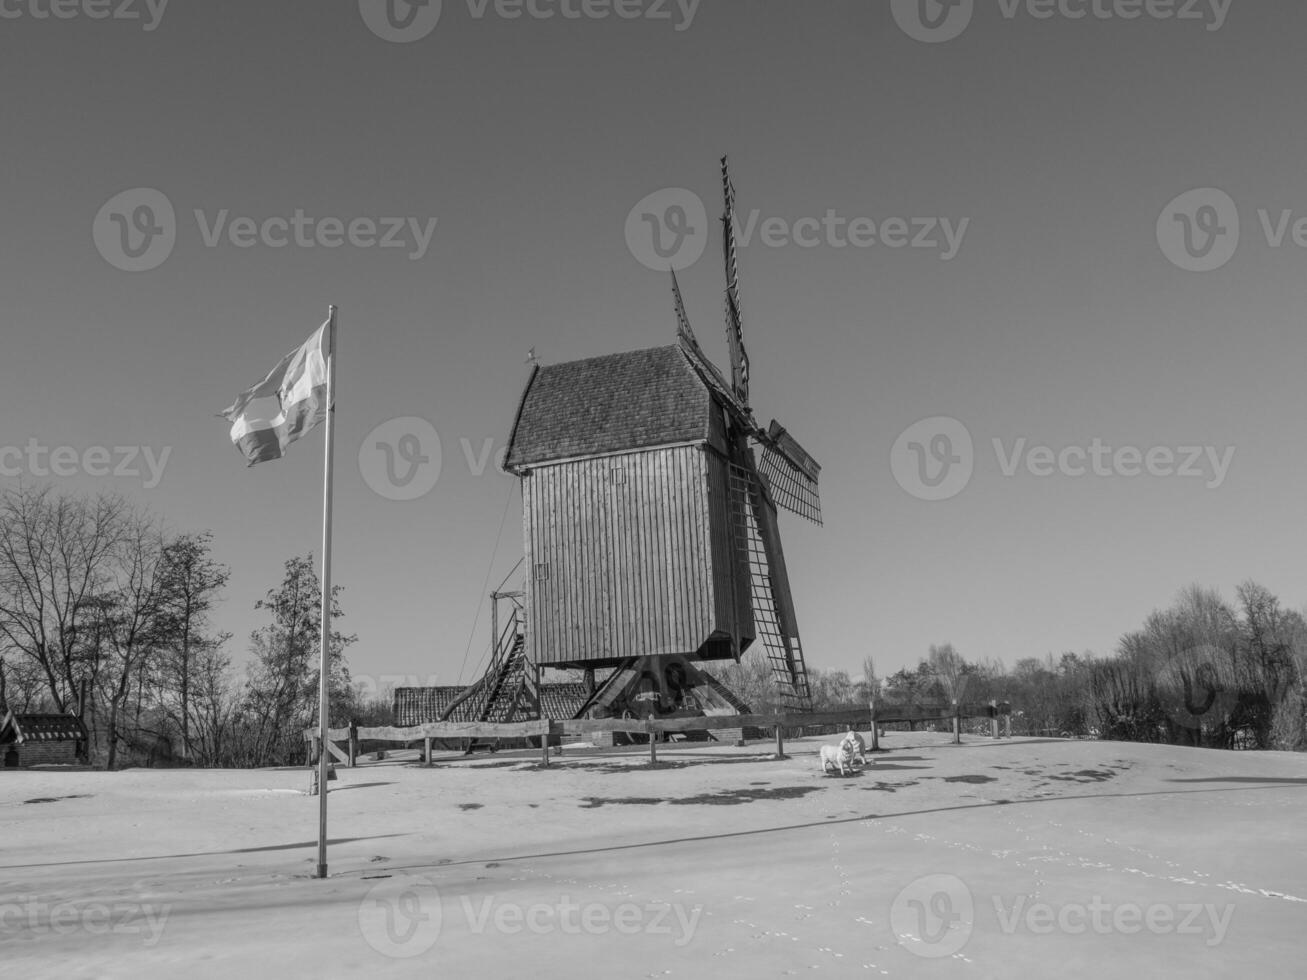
<box><xmin>2</xmin><ymin>0</ymin><xmax>1304</xmax><ymax>693</ymax></box>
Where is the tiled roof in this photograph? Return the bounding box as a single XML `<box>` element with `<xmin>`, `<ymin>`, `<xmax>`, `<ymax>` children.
<box><xmin>538</xmin><ymin>683</ymin><xmax>591</xmax><ymax>720</ymax></box>
<box><xmin>504</xmin><ymin>346</ymin><xmax>713</xmax><ymax>468</ymax></box>
<box><xmin>393</xmin><ymin>684</ymin><xmax>592</xmax><ymax>727</ymax></box>
<box><xmin>0</xmin><ymin>712</ymin><xmax>88</xmax><ymax>743</ymax></box>
<box><xmin>393</xmin><ymin>687</ymin><xmax>469</xmax><ymax>727</ymax></box>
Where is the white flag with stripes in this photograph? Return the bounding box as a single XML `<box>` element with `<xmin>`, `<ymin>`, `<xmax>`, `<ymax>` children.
<box><xmin>219</xmin><ymin>321</ymin><xmax>329</xmax><ymax>465</ymax></box>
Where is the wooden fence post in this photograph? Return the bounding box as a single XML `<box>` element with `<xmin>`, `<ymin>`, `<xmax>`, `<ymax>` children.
<box><xmin>309</xmin><ymin>735</ymin><xmax>320</xmax><ymax>767</ymax></box>
<box><xmin>541</xmin><ymin>720</ymin><xmax>551</xmax><ymax>768</ymax></box>
<box><xmin>869</xmin><ymin>701</ymin><xmax>880</xmax><ymax>752</ymax></box>
<box><xmin>348</xmin><ymin>720</ymin><xmax>358</xmax><ymax>767</ymax></box>
<box><xmin>774</xmin><ymin>723</ymin><xmax>785</xmax><ymax>758</ymax></box>
<box><xmin>952</xmin><ymin>701</ymin><xmax>961</xmax><ymax>744</ymax></box>
<box><xmin>423</xmin><ymin>736</ymin><xmax>432</xmax><ymax>767</ymax></box>
<box><xmin>990</xmin><ymin>701</ymin><xmax>999</xmax><ymax>740</ymax></box>
<box><xmin>648</xmin><ymin>715</ymin><xmax>657</xmax><ymax>765</ymax></box>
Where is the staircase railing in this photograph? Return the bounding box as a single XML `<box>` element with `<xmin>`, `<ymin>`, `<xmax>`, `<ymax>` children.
<box><xmin>438</xmin><ymin>593</ymin><xmax>527</xmax><ymax>723</ymax></box>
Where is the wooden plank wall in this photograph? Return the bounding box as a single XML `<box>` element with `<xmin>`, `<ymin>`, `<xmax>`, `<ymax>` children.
<box><xmin>523</xmin><ymin>445</ymin><xmax>723</xmax><ymax>665</ymax></box>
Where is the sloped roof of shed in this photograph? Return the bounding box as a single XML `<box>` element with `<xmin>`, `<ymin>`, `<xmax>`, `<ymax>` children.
<box><xmin>0</xmin><ymin>712</ymin><xmax>88</xmax><ymax>743</ymax></box>
<box><xmin>392</xmin><ymin>685</ymin><xmax>592</xmax><ymax>726</ymax></box>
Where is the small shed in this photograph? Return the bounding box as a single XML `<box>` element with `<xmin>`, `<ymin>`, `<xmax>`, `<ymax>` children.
<box><xmin>0</xmin><ymin>711</ymin><xmax>88</xmax><ymax>768</ymax></box>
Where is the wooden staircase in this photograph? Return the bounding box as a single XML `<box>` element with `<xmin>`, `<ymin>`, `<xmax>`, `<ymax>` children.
<box><xmin>462</xmin><ymin>599</ymin><xmax>535</xmax><ymax>752</ymax></box>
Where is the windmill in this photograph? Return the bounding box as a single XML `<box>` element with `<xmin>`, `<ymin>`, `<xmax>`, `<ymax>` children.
<box><xmin>670</xmin><ymin>156</ymin><xmax>823</xmax><ymax>709</ymax></box>
<box><xmin>396</xmin><ymin>158</ymin><xmax>822</xmax><ymax>739</ymax></box>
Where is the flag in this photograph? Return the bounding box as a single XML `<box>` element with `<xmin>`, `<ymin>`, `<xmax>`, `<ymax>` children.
<box><xmin>219</xmin><ymin>320</ymin><xmax>330</xmax><ymax>465</ymax></box>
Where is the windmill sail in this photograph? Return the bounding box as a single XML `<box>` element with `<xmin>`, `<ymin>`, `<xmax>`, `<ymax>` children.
<box><xmin>666</xmin><ymin>157</ymin><xmax>820</xmax><ymax>711</ymax></box>
<box><xmin>729</xmin><ymin>450</ymin><xmax>812</xmax><ymax>711</ymax></box>
<box><xmin>757</xmin><ymin>421</ymin><xmax>822</xmax><ymax>525</ymax></box>
<box><xmin>670</xmin><ymin>269</ymin><xmax>700</xmax><ymax>349</ymax></box>
<box><xmin>721</xmin><ymin>156</ymin><xmax>750</xmax><ymax>406</ymax></box>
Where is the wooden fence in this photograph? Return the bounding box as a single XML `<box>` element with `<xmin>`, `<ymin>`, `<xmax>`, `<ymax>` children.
<box><xmin>303</xmin><ymin>701</ymin><xmax>1012</xmax><ymax>768</ymax></box>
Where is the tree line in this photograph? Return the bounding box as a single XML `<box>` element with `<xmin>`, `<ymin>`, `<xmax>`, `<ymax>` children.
<box><xmin>4</xmin><ymin>482</ymin><xmax>1304</xmax><ymax>766</ymax></box>
<box><xmin>721</xmin><ymin>585</ymin><xmax>1307</xmax><ymax>751</ymax></box>
<box><xmin>0</xmin><ymin>484</ymin><xmax>366</xmax><ymax>768</ymax></box>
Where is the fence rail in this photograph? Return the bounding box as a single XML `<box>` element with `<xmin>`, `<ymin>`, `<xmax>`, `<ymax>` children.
<box><xmin>303</xmin><ymin>701</ymin><xmax>1013</xmax><ymax>767</ymax></box>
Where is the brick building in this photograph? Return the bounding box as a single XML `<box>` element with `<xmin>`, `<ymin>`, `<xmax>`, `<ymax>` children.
<box><xmin>0</xmin><ymin>711</ymin><xmax>88</xmax><ymax>768</ymax></box>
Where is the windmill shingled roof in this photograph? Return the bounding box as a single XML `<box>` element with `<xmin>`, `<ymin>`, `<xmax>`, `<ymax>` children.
<box><xmin>505</xmin><ymin>346</ymin><xmax>713</xmax><ymax>469</ymax></box>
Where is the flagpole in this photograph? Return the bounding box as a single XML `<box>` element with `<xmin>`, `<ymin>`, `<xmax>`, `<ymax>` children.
<box><xmin>316</xmin><ymin>304</ymin><xmax>338</xmax><ymax>880</ymax></box>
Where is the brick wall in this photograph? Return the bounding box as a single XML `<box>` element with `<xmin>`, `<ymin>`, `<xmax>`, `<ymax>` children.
<box><xmin>13</xmin><ymin>740</ymin><xmax>77</xmax><ymax>767</ymax></box>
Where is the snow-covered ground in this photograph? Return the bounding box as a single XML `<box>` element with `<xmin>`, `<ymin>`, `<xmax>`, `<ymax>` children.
<box><xmin>2</xmin><ymin>733</ymin><xmax>1304</xmax><ymax>979</ymax></box>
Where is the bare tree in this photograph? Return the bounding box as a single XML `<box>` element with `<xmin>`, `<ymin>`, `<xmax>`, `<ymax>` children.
<box><xmin>859</xmin><ymin>655</ymin><xmax>879</xmax><ymax>706</ymax></box>
<box><xmin>713</xmin><ymin>653</ymin><xmax>780</xmax><ymax>713</ymax></box>
<box><xmin>928</xmin><ymin>643</ymin><xmax>968</xmax><ymax>703</ymax></box>
<box><xmin>186</xmin><ymin>640</ymin><xmax>238</xmax><ymax>767</ymax></box>
<box><xmin>154</xmin><ymin>532</ymin><xmax>230</xmax><ymax>760</ymax></box>
<box><xmin>95</xmin><ymin>514</ymin><xmax>170</xmax><ymax>770</ymax></box>
<box><xmin>0</xmin><ymin>484</ymin><xmax>128</xmax><ymax>712</ymax></box>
